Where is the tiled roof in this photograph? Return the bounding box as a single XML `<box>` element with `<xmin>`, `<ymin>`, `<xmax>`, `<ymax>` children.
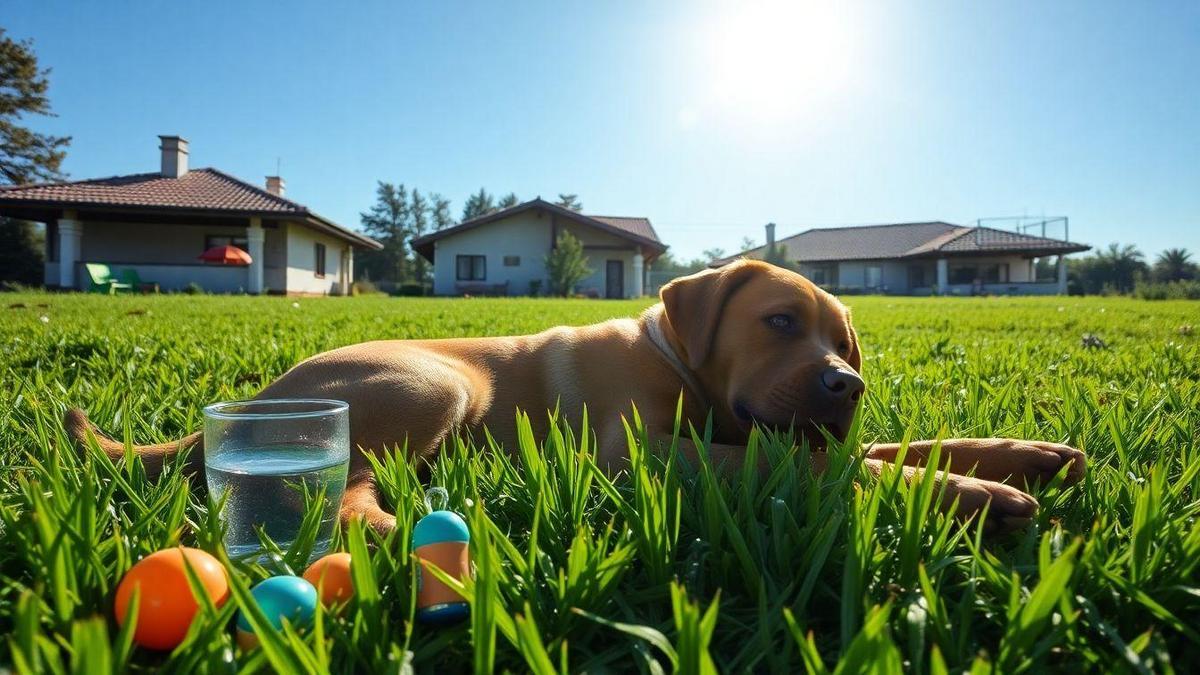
<box><xmin>411</xmin><ymin>198</ymin><xmax>666</xmax><ymax>262</ymax></box>
<box><xmin>933</xmin><ymin>226</ymin><xmax>1088</xmax><ymax>254</ymax></box>
<box><xmin>718</xmin><ymin>221</ymin><xmax>1089</xmax><ymax>265</ymax></box>
<box><xmin>0</xmin><ymin>168</ymin><xmax>305</xmax><ymax>213</ymax></box>
<box><xmin>0</xmin><ymin>168</ymin><xmax>381</xmax><ymax>249</ymax></box>
<box><xmin>588</xmin><ymin>215</ymin><xmax>661</xmax><ymax>244</ymax></box>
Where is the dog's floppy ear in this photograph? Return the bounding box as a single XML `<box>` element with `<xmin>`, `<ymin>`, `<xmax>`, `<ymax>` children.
<box><xmin>660</xmin><ymin>261</ymin><xmax>759</xmax><ymax>369</ymax></box>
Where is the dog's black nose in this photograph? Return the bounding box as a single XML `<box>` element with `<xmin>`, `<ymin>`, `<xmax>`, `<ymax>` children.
<box><xmin>821</xmin><ymin>367</ymin><xmax>865</xmax><ymax>404</ymax></box>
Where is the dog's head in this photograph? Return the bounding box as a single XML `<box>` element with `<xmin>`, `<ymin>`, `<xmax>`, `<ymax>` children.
<box><xmin>659</xmin><ymin>259</ymin><xmax>864</xmax><ymax>444</ymax></box>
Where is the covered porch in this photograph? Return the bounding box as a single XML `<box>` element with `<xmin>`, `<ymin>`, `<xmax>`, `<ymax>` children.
<box><xmin>28</xmin><ymin>208</ymin><xmax>353</xmax><ymax>295</ymax></box>
<box><xmin>913</xmin><ymin>252</ymin><xmax>1071</xmax><ymax>296</ymax></box>
<box><xmin>44</xmin><ymin>209</ymin><xmax>284</xmax><ymax>293</ymax></box>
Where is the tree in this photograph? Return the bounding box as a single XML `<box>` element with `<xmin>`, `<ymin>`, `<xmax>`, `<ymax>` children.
<box><xmin>0</xmin><ymin>218</ymin><xmax>44</xmax><ymax>285</ymax></box>
<box><xmin>762</xmin><ymin>243</ymin><xmax>796</xmax><ymax>271</ymax></box>
<box><xmin>408</xmin><ymin>189</ymin><xmax>430</xmax><ymax>288</ymax></box>
<box><xmin>498</xmin><ymin>192</ymin><xmax>520</xmax><ymax>210</ymax></box>
<box><xmin>0</xmin><ymin>29</ymin><xmax>71</xmax><ymax>185</ymax></box>
<box><xmin>1152</xmin><ymin>248</ymin><xmax>1196</xmax><ymax>282</ymax></box>
<box><xmin>555</xmin><ymin>193</ymin><xmax>582</xmax><ymax>211</ymax></box>
<box><xmin>544</xmin><ymin>231</ymin><xmax>592</xmax><ymax>296</ymax></box>
<box><xmin>739</xmin><ymin>236</ymin><xmax>757</xmax><ymax>252</ymax></box>
<box><xmin>702</xmin><ymin>247</ymin><xmax>727</xmax><ymax>262</ymax></box>
<box><xmin>1069</xmin><ymin>242</ymin><xmax>1148</xmax><ymax>294</ymax></box>
<box><xmin>429</xmin><ymin>193</ymin><xmax>454</xmax><ymax>231</ymax></box>
<box><xmin>461</xmin><ymin>188</ymin><xmax>495</xmax><ymax>221</ymax></box>
<box><xmin>358</xmin><ymin>182</ymin><xmax>410</xmax><ymax>282</ymax></box>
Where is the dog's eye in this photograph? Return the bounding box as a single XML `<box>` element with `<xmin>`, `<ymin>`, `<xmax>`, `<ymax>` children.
<box><xmin>766</xmin><ymin>314</ymin><xmax>793</xmax><ymax>331</ymax></box>
<box><xmin>837</xmin><ymin>340</ymin><xmax>851</xmax><ymax>355</ymax></box>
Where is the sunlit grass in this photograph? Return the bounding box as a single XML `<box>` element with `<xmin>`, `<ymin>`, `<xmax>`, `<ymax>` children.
<box><xmin>1</xmin><ymin>292</ymin><xmax>1198</xmax><ymax>672</ymax></box>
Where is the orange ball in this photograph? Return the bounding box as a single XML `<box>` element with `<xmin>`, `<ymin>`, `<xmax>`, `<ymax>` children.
<box><xmin>302</xmin><ymin>552</ymin><xmax>354</xmax><ymax>606</ymax></box>
<box><xmin>114</xmin><ymin>547</ymin><xmax>230</xmax><ymax>650</ymax></box>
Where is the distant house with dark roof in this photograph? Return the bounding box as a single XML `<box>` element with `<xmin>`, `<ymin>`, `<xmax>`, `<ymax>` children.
<box><xmin>412</xmin><ymin>198</ymin><xmax>666</xmax><ymax>297</ymax></box>
<box><xmin>714</xmin><ymin>221</ymin><xmax>1090</xmax><ymax>295</ymax></box>
<box><xmin>0</xmin><ymin>136</ymin><xmax>381</xmax><ymax>295</ymax></box>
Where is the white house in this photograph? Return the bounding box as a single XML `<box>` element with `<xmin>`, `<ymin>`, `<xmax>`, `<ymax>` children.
<box><xmin>411</xmin><ymin>198</ymin><xmax>667</xmax><ymax>297</ymax></box>
<box><xmin>0</xmin><ymin>136</ymin><xmax>381</xmax><ymax>295</ymax></box>
<box><xmin>716</xmin><ymin>221</ymin><xmax>1091</xmax><ymax>295</ymax></box>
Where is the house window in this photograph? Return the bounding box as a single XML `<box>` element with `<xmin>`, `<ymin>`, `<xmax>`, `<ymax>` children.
<box><xmin>949</xmin><ymin>265</ymin><xmax>977</xmax><ymax>285</ymax></box>
<box><xmin>807</xmin><ymin>264</ymin><xmax>836</xmax><ymax>286</ymax></box>
<box><xmin>503</xmin><ymin>255</ymin><xmax>521</xmax><ymax>267</ymax></box>
<box><xmin>865</xmin><ymin>266</ymin><xmax>883</xmax><ymax>289</ymax></box>
<box><xmin>908</xmin><ymin>265</ymin><xmax>926</xmax><ymax>288</ymax></box>
<box><xmin>456</xmin><ymin>255</ymin><xmax>486</xmax><ymax>281</ymax></box>
<box><xmin>981</xmin><ymin>263</ymin><xmax>1009</xmax><ymax>283</ymax></box>
<box><xmin>205</xmin><ymin>235</ymin><xmax>249</xmax><ymax>252</ymax></box>
<box><xmin>314</xmin><ymin>243</ymin><xmax>326</xmax><ymax>278</ymax></box>
<box><xmin>949</xmin><ymin>263</ymin><xmax>1009</xmax><ymax>284</ymax></box>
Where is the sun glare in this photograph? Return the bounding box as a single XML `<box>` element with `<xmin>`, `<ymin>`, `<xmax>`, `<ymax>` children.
<box><xmin>697</xmin><ymin>1</ymin><xmax>854</xmax><ymax>123</ymax></box>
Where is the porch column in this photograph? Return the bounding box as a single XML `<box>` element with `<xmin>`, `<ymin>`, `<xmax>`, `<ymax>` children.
<box><xmin>631</xmin><ymin>252</ymin><xmax>645</xmax><ymax>297</ymax></box>
<box><xmin>1056</xmin><ymin>254</ymin><xmax>1068</xmax><ymax>295</ymax></box>
<box><xmin>246</xmin><ymin>217</ymin><xmax>264</xmax><ymax>294</ymax></box>
<box><xmin>345</xmin><ymin>247</ymin><xmax>354</xmax><ymax>296</ymax></box>
<box><xmin>936</xmin><ymin>258</ymin><xmax>948</xmax><ymax>295</ymax></box>
<box><xmin>58</xmin><ymin>214</ymin><xmax>83</xmax><ymax>290</ymax></box>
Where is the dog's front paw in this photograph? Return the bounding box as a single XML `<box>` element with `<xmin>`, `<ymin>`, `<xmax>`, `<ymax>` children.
<box><xmin>998</xmin><ymin>439</ymin><xmax>1086</xmax><ymax>487</ymax></box>
<box><xmin>944</xmin><ymin>473</ymin><xmax>1040</xmax><ymax>533</ymax></box>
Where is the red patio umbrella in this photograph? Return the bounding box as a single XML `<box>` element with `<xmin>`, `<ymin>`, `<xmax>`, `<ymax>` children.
<box><xmin>198</xmin><ymin>245</ymin><xmax>252</xmax><ymax>266</ymax></box>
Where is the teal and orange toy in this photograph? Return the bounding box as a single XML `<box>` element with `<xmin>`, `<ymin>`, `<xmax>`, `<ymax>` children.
<box><xmin>413</xmin><ymin>488</ymin><xmax>471</xmax><ymax>624</ymax></box>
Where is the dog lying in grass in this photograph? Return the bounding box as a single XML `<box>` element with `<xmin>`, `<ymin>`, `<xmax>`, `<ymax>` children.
<box><xmin>67</xmin><ymin>259</ymin><xmax>1085</xmax><ymax>534</ymax></box>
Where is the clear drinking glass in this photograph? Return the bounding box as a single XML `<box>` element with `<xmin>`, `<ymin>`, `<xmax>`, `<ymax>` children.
<box><xmin>203</xmin><ymin>399</ymin><xmax>350</xmax><ymax>560</ymax></box>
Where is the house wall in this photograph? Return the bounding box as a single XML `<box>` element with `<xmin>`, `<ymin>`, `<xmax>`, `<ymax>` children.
<box><xmin>285</xmin><ymin>224</ymin><xmax>349</xmax><ymax>295</ymax></box>
<box><xmin>429</xmin><ymin>211</ymin><xmax>645</xmax><ymax>298</ymax></box>
<box><xmin>431</xmin><ymin>210</ymin><xmax>552</xmax><ymax>296</ymax></box>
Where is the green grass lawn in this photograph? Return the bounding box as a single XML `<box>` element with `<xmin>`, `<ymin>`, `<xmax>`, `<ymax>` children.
<box><xmin>2</xmin><ymin>292</ymin><xmax>1198</xmax><ymax>673</ymax></box>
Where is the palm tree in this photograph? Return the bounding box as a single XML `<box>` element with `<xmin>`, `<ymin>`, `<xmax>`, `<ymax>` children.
<box><xmin>1153</xmin><ymin>248</ymin><xmax>1196</xmax><ymax>282</ymax></box>
<box><xmin>1096</xmin><ymin>243</ymin><xmax>1147</xmax><ymax>293</ymax></box>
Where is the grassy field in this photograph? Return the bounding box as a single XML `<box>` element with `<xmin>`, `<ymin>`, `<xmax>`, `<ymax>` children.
<box><xmin>2</xmin><ymin>292</ymin><xmax>1198</xmax><ymax>673</ymax></box>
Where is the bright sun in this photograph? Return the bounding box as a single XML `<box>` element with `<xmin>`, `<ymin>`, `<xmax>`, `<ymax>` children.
<box><xmin>697</xmin><ymin>1</ymin><xmax>854</xmax><ymax>122</ymax></box>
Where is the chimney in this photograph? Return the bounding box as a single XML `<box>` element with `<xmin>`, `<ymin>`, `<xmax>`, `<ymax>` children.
<box><xmin>265</xmin><ymin>176</ymin><xmax>285</xmax><ymax>197</ymax></box>
<box><xmin>765</xmin><ymin>222</ymin><xmax>776</xmax><ymax>249</ymax></box>
<box><xmin>158</xmin><ymin>135</ymin><xmax>189</xmax><ymax>178</ymax></box>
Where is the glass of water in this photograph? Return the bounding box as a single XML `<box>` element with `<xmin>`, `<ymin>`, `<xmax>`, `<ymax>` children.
<box><xmin>203</xmin><ymin>399</ymin><xmax>350</xmax><ymax>561</ymax></box>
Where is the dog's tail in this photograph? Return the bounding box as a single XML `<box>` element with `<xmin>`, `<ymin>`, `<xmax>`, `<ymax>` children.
<box><xmin>65</xmin><ymin>408</ymin><xmax>204</xmax><ymax>478</ymax></box>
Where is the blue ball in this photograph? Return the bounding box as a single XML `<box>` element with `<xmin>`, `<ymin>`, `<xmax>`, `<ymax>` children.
<box><xmin>236</xmin><ymin>575</ymin><xmax>318</xmax><ymax>634</ymax></box>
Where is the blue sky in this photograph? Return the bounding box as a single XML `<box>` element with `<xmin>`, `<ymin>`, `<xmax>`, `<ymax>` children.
<box><xmin>6</xmin><ymin>1</ymin><xmax>1198</xmax><ymax>261</ymax></box>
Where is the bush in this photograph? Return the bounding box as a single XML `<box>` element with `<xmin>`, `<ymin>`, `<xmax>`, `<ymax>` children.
<box><xmin>184</xmin><ymin>282</ymin><xmax>204</xmax><ymax>295</ymax></box>
<box><xmin>390</xmin><ymin>282</ymin><xmax>425</xmax><ymax>297</ymax></box>
<box><xmin>1133</xmin><ymin>279</ymin><xmax>1200</xmax><ymax>300</ymax></box>
<box><xmin>0</xmin><ymin>218</ymin><xmax>45</xmax><ymax>286</ymax></box>
<box><xmin>352</xmin><ymin>280</ymin><xmax>383</xmax><ymax>296</ymax></box>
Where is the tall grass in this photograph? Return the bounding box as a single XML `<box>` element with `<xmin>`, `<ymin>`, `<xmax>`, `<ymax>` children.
<box><xmin>1</xmin><ymin>293</ymin><xmax>1198</xmax><ymax>672</ymax></box>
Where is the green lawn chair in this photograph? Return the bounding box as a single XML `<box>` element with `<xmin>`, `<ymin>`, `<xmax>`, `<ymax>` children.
<box><xmin>84</xmin><ymin>263</ymin><xmax>133</xmax><ymax>294</ymax></box>
<box><xmin>118</xmin><ymin>268</ymin><xmax>160</xmax><ymax>294</ymax></box>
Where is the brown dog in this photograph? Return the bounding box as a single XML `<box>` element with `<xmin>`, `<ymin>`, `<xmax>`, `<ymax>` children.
<box><xmin>67</xmin><ymin>260</ymin><xmax>1084</xmax><ymax>533</ymax></box>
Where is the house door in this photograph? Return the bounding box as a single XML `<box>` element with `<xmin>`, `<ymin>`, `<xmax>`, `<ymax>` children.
<box><xmin>605</xmin><ymin>260</ymin><xmax>624</xmax><ymax>299</ymax></box>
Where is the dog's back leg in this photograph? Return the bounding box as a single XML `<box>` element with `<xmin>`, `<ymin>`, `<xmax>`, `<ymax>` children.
<box><xmin>64</xmin><ymin>408</ymin><xmax>203</xmax><ymax>479</ymax></box>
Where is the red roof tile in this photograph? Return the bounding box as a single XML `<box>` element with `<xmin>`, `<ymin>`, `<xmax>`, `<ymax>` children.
<box><xmin>0</xmin><ymin>168</ymin><xmax>381</xmax><ymax>249</ymax></box>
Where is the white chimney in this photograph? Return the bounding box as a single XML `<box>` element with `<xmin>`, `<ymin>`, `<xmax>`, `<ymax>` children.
<box><xmin>765</xmin><ymin>222</ymin><xmax>776</xmax><ymax>249</ymax></box>
<box><xmin>158</xmin><ymin>135</ymin><xmax>189</xmax><ymax>178</ymax></box>
<box><xmin>265</xmin><ymin>176</ymin><xmax>285</xmax><ymax>197</ymax></box>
